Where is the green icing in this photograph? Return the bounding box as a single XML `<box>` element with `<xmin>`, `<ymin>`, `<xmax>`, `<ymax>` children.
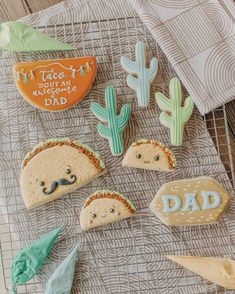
<box><xmin>91</xmin><ymin>86</ymin><xmax>131</xmax><ymax>156</ymax></box>
<box><xmin>92</xmin><ymin>190</ymin><xmax>136</xmax><ymax>211</ymax></box>
<box><xmin>0</xmin><ymin>22</ymin><xmax>75</xmax><ymax>52</ymax></box>
<box><xmin>155</xmin><ymin>77</ymin><xmax>194</xmax><ymax>146</ymax></box>
<box><xmin>45</xmin><ymin>245</ymin><xmax>78</xmax><ymax>294</ymax></box>
<box><xmin>11</xmin><ymin>226</ymin><xmax>62</xmax><ymax>293</ymax></box>
<box><xmin>23</xmin><ymin>138</ymin><xmax>105</xmax><ymax>170</ymax></box>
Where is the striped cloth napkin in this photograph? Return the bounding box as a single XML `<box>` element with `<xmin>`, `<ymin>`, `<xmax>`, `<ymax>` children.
<box><xmin>129</xmin><ymin>0</ymin><xmax>235</xmax><ymax>114</ymax></box>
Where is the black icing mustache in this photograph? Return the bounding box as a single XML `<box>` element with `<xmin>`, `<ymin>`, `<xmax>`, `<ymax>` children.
<box><xmin>42</xmin><ymin>175</ymin><xmax>77</xmax><ymax>195</ymax></box>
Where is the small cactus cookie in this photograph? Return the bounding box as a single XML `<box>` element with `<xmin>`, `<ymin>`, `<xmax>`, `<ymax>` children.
<box><xmin>122</xmin><ymin>139</ymin><xmax>176</xmax><ymax>171</ymax></box>
<box><xmin>167</xmin><ymin>256</ymin><xmax>235</xmax><ymax>290</ymax></box>
<box><xmin>80</xmin><ymin>190</ymin><xmax>136</xmax><ymax>231</ymax></box>
<box><xmin>156</xmin><ymin>77</ymin><xmax>194</xmax><ymax>146</ymax></box>
<box><xmin>121</xmin><ymin>41</ymin><xmax>158</xmax><ymax>107</ymax></box>
<box><xmin>91</xmin><ymin>86</ymin><xmax>131</xmax><ymax>156</ymax></box>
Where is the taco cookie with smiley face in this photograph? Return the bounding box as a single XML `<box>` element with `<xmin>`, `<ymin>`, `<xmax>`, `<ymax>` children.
<box><xmin>20</xmin><ymin>139</ymin><xmax>106</xmax><ymax>210</ymax></box>
<box><xmin>80</xmin><ymin>190</ymin><xmax>136</xmax><ymax>231</ymax></box>
<box><xmin>122</xmin><ymin>139</ymin><xmax>176</xmax><ymax>171</ymax></box>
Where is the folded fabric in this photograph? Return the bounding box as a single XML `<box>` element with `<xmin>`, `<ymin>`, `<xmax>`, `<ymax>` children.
<box><xmin>128</xmin><ymin>0</ymin><xmax>235</xmax><ymax>114</ymax></box>
<box><xmin>0</xmin><ymin>21</ymin><xmax>75</xmax><ymax>51</ymax></box>
<box><xmin>11</xmin><ymin>226</ymin><xmax>62</xmax><ymax>293</ymax></box>
<box><xmin>45</xmin><ymin>245</ymin><xmax>78</xmax><ymax>294</ymax></box>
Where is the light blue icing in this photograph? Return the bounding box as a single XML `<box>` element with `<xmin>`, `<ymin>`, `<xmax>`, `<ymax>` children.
<box><xmin>121</xmin><ymin>41</ymin><xmax>158</xmax><ymax>107</ymax></box>
<box><xmin>182</xmin><ymin>192</ymin><xmax>201</xmax><ymax>211</ymax></box>
<box><xmin>162</xmin><ymin>195</ymin><xmax>181</xmax><ymax>213</ymax></box>
<box><xmin>201</xmin><ymin>191</ymin><xmax>221</xmax><ymax>210</ymax></box>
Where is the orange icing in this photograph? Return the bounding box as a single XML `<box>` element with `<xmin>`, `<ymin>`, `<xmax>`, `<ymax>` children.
<box><xmin>84</xmin><ymin>191</ymin><xmax>136</xmax><ymax>214</ymax></box>
<box><xmin>13</xmin><ymin>57</ymin><xmax>97</xmax><ymax>111</ymax></box>
<box><xmin>22</xmin><ymin>140</ymin><xmax>104</xmax><ymax>172</ymax></box>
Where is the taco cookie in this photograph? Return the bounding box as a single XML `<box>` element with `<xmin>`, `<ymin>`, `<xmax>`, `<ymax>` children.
<box><xmin>20</xmin><ymin>139</ymin><xmax>106</xmax><ymax>209</ymax></box>
<box><xmin>122</xmin><ymin>139</ymin><xmax>176</xmax><ymax>171</ymax></box>
<box><xmin>80</xmin><ymin>190</ymin><xmax>136</xmax><ymax>230</ymax></box>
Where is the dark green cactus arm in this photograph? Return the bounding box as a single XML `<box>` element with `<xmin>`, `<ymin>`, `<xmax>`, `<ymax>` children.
<box><xmin>97</xmin><ymin>123</ymin><xmax>111</xmax><ymax>138</ymax></box>
<box><xmin>118</xmin><ymin>104</ymin><xmax>131</xmax><ymax>130</ymax></box>
<box><xmin>90</xmin><ymin>102</ymin><xmax>108</xmax><ymax>121</ymax></box>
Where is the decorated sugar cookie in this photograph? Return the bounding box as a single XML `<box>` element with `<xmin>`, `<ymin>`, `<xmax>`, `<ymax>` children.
<box><xmin>80</xmin><ymin>190</ymin><xmax>136</xmax><ymax>231</ymax></box>
<box><xmin>155</xmin><ymin>77</ymin><xmax>194</xmax><ymax>146</ymax></box>
<box><xmin>20</xmin><ymin>139</ymin><xmax>106</xmax><ymax>209</ymax></box>
<box><xmin>91</xmin><ymin>86</ymin><xmax>131</xmax><ymax>156</ymax></box>
<box><xmin>122</xmin><ymin>139</ymin><xmax>176</xmax><ymax>171</ymax></box>
<box><xmin>167</xmin><ymin>255</ymin><xmax>235</xmax><ymax>290</ymax></box>
<box><xmin>150</xmin><ymin>177</ymin><xmax>230</xmax><ymax>226</ymax></box>
<box><xmin>13</xmin><ymin>57</ymin><xmax>96</xmax><ymax>111</ymax></box>
<box><xmin>121</xmin><ymin>40</ymin><xmax>158</xmax><ymax>107</ymax></box>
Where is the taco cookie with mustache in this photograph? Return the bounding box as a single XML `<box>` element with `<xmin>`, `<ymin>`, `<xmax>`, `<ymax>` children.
<box><xmin>122</xmin><ymin>139</ymin><xmax>176</xmax><ymax>171</ymax></box>
<box><xmin>20</xmin><ymin>139</ymin><xmax>106</xmax><ymax>209</ymax></box>
<box><xmin>80</xmin><ymin>190</ymin><xmax>136</xmax><ymax>231</ymax></box>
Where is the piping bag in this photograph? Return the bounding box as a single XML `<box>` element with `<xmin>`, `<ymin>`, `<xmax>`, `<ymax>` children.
<box><xmin>45</xmin><ymin>245</ymin><xmax>79</xmax><ymax>294</ymax></box>
<box><xmin>0</xmin><ymin>22</ymin><xmax>75</xmax><ymax>52</ymax></box>
<box><xmin>10</xmin><ymin>226</ymin><xmax>62</xmax><ymax>293</ymax></box>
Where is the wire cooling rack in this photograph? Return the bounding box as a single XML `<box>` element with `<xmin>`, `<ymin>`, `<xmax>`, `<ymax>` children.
<box><xmin>0</xmin><ymin>17</ymin><xmax>235</xmax><ymax>294</ymax></box>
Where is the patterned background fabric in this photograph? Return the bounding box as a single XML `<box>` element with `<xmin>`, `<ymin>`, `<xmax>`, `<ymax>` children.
<box><xmin>0</xmin><ymin>1</ymin><xmax>235</xmax><ymax>293</ymax></box>
<box><xmin>129</xmin><ymin>0</ymin><xmax>235</xmax><ymax>114</ymax></box>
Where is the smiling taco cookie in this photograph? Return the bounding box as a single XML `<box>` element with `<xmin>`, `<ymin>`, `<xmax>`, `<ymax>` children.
<box><xmin>80</xmin><ymin>190</ymin><xmax>136</xmax><ymax>231</ymax></box>
<box><xmin>122</xmin><ymin>139</ymin><xmax>176</xmax><ymax>171</ymax></box>
<box><xmin>20</xmin><ymin>139</ymin><xmax>106</xmax><ymax>209</ymax></box>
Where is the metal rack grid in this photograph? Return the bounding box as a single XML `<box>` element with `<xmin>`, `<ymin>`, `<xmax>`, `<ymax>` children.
<box><xmin>0</xmin><ymin>17</ymin><xmax>234</xmax><ymax>293</ymax></box>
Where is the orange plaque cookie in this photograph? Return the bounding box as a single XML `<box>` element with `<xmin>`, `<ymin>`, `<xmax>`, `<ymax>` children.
<box><xmin>13</xmin><ymin>57</ymin><xmax>97</xmax><ymax>111</ymax></box>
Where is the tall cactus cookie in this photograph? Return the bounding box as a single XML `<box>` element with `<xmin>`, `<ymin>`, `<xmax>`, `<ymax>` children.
<box><xmin>155</xmin><ymin>77</ymin><xmax>194</xmax><ymax>146</ymax></box>
<box><xmin>91</xmin><ymin>86</ymin><xmax>131</xmax><ymax>156</ymax></box>
<box><xmin>121</xmin><ymin>41</ymin><xmax>158</xmax><ymax>107</ymax></box>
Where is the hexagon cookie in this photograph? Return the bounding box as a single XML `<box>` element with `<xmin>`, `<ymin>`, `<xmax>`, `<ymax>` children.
<box><xmin>150</xmin><ymin>177</ymin><xmax>230</xmax><ymax>226</ymax></box>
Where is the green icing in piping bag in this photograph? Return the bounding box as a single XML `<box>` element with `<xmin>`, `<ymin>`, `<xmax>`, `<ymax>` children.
<box><xmin>0</xmin><ymin>22</ymin><xmax>75</xmax><ymax>52</ymax></box>
<box><xmin>155</xmin><ymin>77</ymin><xmax>194</xmax><ymax>146</ymax></box>
<box><xmin>10</xmin><ymin>226</ymin><xmax>62</xmax><ymax>293</ymax></box>
<box><xmin>91</xmin><ymin>86</ymin><xmax>131</xmax><ymax>156</ymax></box>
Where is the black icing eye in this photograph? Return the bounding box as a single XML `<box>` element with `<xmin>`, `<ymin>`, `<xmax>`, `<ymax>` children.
<box><xmin>65</xmin><ymin>168</ymin><xmax>71</xmax><ymax>174</ymax></box>
<box><xmin>109</xmin><ymin>208</ymin><xmax>115</xmax><ymax>213</ymax></box>
<box><xmin>153</xmin><ymin>155</ymin><xmax>160</xmax><ymax>161</ymax></box>
<box><xmin>91</xmin><ymin>213</ymin><xmax>97</xmax><ymax>219</ymax></box>
<box><xmin>136</xmin><ymin>153</ymin><xmax>141</xmax><ymax>159</ymax></box>
<box><xmin>39</xmin><ymin>181</ymin><xmax>45</xmax><ymax>186</ymax></box>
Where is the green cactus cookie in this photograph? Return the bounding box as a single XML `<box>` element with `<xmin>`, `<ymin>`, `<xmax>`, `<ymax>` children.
<box><xmin>121</xmin><ymin>41</ymin><xmax>158</xmax><ymax>107</ymax></box>
<box><xmin>155</xmin><ymin>77</ymin><xmax>194</xmax><ymax>146</ymax></box>
<box><xmin>91</xmin><ymin>86</ymin><xmax>131</xmax><ymax>156</ymax></box>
